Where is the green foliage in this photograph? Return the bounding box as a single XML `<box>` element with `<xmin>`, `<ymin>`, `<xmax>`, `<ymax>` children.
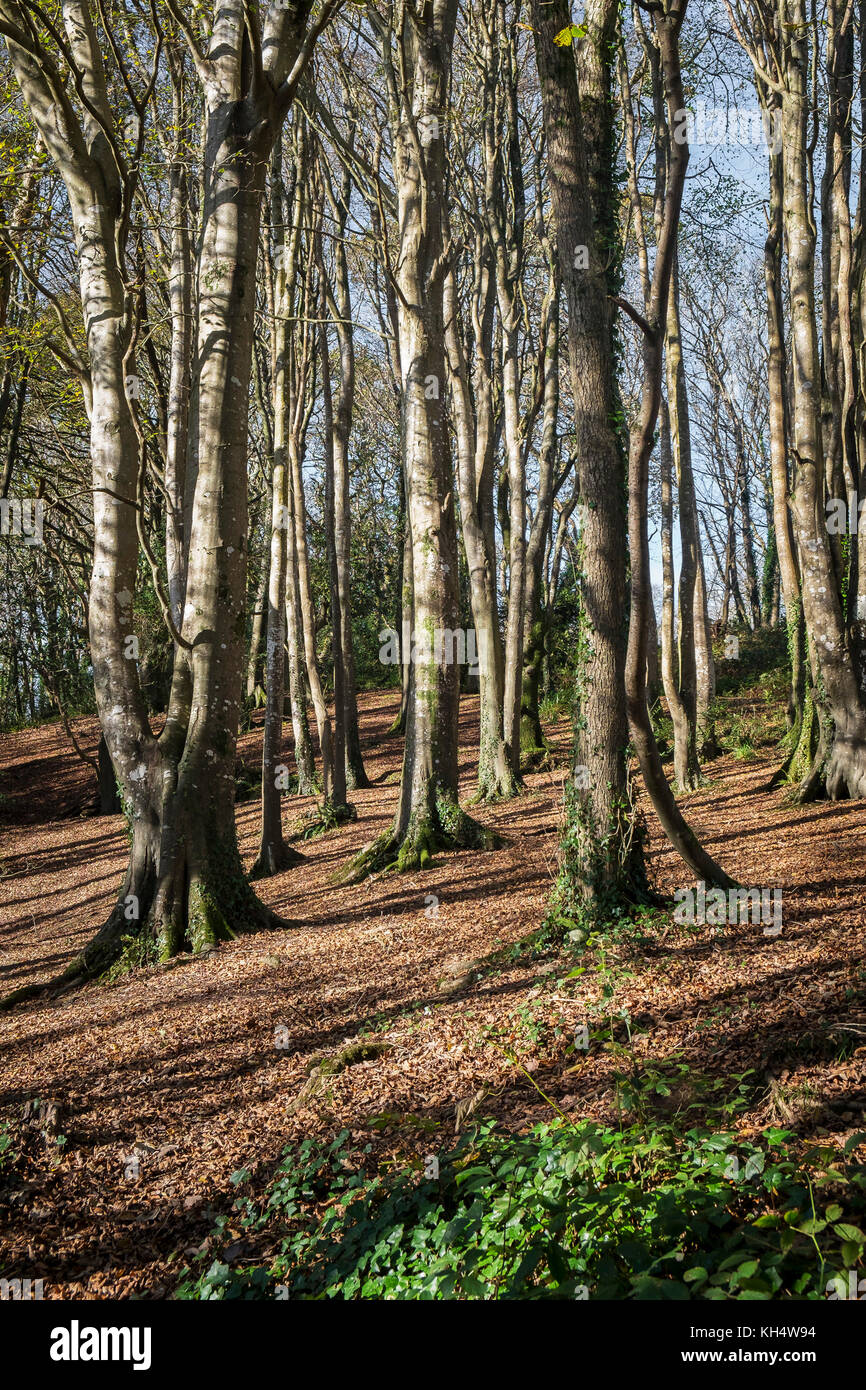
<box><xmin>554</xmin><ymin>23</ymin><xmax>587</xmax><ymax>46</ymax></box>
<box><xmin>538</xmin><ymin>691</ymin><xmax>569</xmax><ymax>724</ymax></box>
<box><xmin>0</xmin><ymin>1121</ymin><xmax>17</xmax><ymax>1173</ymax></box>
<box><xmin>175</xmin><ymin>1115</ymin><xmax>866</xmax><ymax>1301</ymax></box>
<box><xmin>714</xmin><ymin>627</ymin><xmax>789</xmax><ymax>699</ymax></box>
<box><xmin>710</xmin><ymin>628</ymin><xmax>790</xmax><ymax>757</ymax></box>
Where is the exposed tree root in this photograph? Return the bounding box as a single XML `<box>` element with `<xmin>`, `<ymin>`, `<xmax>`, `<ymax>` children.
<box><xmin>250</xmin><ymin>839</ymin><xmax>306</xmax><ymax>880</ymax></box>
<box><xmin>0</xmin><ymin>831</ymin><xmax>296</xmax><ymax>1011</ymax></box>
<box><xmin>340</xmin><ymin>794</ymin><xmax>502</xmax><ymax>884</ymax></box>
<box><xmin>472</xmin><ymin>758</ymin><xmax>522</xmax><ymax>804</ymax></box>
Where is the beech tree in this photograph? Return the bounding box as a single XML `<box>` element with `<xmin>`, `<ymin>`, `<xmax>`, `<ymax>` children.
<box><xmin>729</xmin><ymin>0</ymin><xmax>866</xmax><ymax>798</ymax></box>
<box><xmin>348</xmin><ymin>0</ymin><xmax>498</xmax><ymax>876</ymax></box>
<box><xmin>0</xmin><ymin>0</ymin><xmax>338</xmax><ymax>1001</ymax></box>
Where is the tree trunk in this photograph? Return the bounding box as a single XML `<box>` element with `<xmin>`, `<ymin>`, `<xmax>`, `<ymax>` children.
<box><xmin>444</xmin><ymin>265</ymin><xmax>516</xmax><ymax>800</ymax></box>
<box><xmin>253</xmin><ymin>132</ymin><xmax>306</xmax><ymax>876</ymax></box>
<box><xmin>762</xmin><ymin>102</ymin><xmax>806</xmax><ymax>772</ymax></box>
<box><xmin>320</xmin><ymin>155</ymin><xmax>370</xmax><ymax>790</ymax></box>
<box><xmin>521</xmin><ymin>256</ymin><xmax>560</xmax><ymax>764</ymax></box>
<box><xmin>246</xmin><ymin>546</ymin><xmax>269</xmax><ymax>703</ymax></box>
<box><xmin>0</xmin><ymin>1</ymin><xmax>326</xmax><ymax>1005</ymax></box>
<box><xmin>531</xmin><ymin>0</ymin><xmax>648</xmax><ymax>912</ymax></box>
<box><xmin>665</xmin><ymin>254</ymin><xmax>701</xmax><ymax>788</ymax></box>
<box><xmin>347</xmin><ymin>0</ymin><xmax>497</xmax><ymax>878</ymax></box>
<box><xmin>780</xmin><ymin>2</ymin><xmax>866</xmax><ymax>797</ymax></box>
<box><xmin>621</xmin><ymin>0</ymin><xmax>735</xmax><ymax>888</ymax></box>
<box><xmin>659</xmin><ymin>396</ymin><xmax>699</xmax><ymax>789</ymax></box>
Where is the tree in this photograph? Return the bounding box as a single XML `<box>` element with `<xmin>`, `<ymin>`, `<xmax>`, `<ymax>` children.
<box><xmin>348</xmin><ymin>0</ymin><xmax>498</xmax><ymax>877</ymax></box>
<box><xmin>0</xmin><ymin>0</ymin><xmax>338</xmax><ymax>1005</ymax></box>
<box><xmin>531</xmin><ymin>0</ymin><xmax>649</xmax><ymax>913</ymax></box>
<box><xmin>621</xmin><ymin>0</ymin><xmax>735</xmax><ymax>888</ymax></box>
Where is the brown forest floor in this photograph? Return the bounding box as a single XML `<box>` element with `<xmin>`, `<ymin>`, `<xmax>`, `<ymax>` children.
<box><xmin>1</xmin><ymin>690</ymin><xmax>865</xmax><ymax>1298</ymax></box>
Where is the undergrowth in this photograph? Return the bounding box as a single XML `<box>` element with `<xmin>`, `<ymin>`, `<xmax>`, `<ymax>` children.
<box><xmin>174</xmin><ymin>1104</ymin><xmax>866</xmax><ymax>1301</ymax></box>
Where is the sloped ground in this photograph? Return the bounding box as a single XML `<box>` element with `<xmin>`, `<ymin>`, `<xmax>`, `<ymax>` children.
<box><xmin>0</xmin><ymin>692</ymin><xmax>864</xmax><ymax>1297</ymax></box>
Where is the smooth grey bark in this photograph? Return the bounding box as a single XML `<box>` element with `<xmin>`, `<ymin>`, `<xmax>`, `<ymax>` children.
<box><xmin>444</xmin><ymin>261</ymin><xmax>516</xmax><ymax>800</ymax></box>
<box><xmin>253</xmin><ymin>130</ymin><xmax>307</xmax><ymax>877</ymax></box>
<box><xmin>163</xmin><ymin>37</ymin><xmax>193</xmax><ymax>632</ymax></box>
<box><xmin>287</xmin><ymin>227</ymin><xmax>335</xmax><ymax>804</ymax></box>
<box><xmin>482</xmin><ymin>0</ymin><xmax>525</xmax><ymax>780</ymax></box>
<box><xmin>319</xmin><ymin>150</ymin><xmax>370</xmax><ymax>790</ymax></box>
<box><xmin>665</xmin><ymin>256</ymin><xmax>701</xmax><ymax>788</ymax></box>
<box><xmin>347</xmin><ymin>0</ymin><xmax>497</xmax><ymax>878</ymax></box>
<box><xmin>521</xmin><ymin>264</ymin><xmax>560</xmax><ymax>764</ymax></box>
<box><xmin>0</xmin><ymin>0</ymin><xmax>333</xmax><ymax>1004</ymax></box>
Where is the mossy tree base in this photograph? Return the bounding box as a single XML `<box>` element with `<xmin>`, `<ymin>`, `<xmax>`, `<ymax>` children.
<box><xmin>472</xmin><ymin>748</ymin><xmax>522</xmax><ymax>804</ymax></box>
<box><xmin>791</xmin><ymin>718</ymin><xmax>866</xmax><ymax>803</ymax></box>
<box><xmin>769</xmin><ymin>707</ymin><xmax>807</xmax><ymax>790</ymax></box>
<box><xmin>519</xmin><ymin>698</ymin><xmax>550</xmax><ymax>773</ymax></box>
<box><xmin>341</xmin><ymin>791</ymin><xmax>502</xmax><ymax>884</ymax></box>
<box><xmin>780</xmin><ymin>690</ymin><xmax>826</xmax><ymax>802</ymax></box>
<box><xmin>0</xmin><ymin>822</ymin><xmax>294</xmax><ymax>1011</ymax></box>
<box><xmin>673</xmin><ymin>767</ymin><xmax>703</xmax><ymax>796</ymax></box>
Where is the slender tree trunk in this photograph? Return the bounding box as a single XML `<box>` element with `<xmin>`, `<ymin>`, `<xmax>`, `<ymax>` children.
<box><xmin>285</xmin><ymin>549</ymin><xmax>316</xmax><ymax>796</ymax></box>
<box><xmin>531</xmin><ymin>0</ymin><xmax>648</xmax><ymax>910</ymax></box>
<box><xmin>762</xmin><ymin>103</ymin><xmax>806</xmax><ymax>768</ymax></box>
<box><xmin>348</xmin><ymin>0</ymin><xmax>497</xmax><ymax>878</ymax></box>
<box><xmin>665</xmin><ymin>254</ymin><xmax>701</xmax><ymax>788</ymax></box>
<box><xmin>253</xmin><ymin>133</ymin><xmax>306</xmax><ymax>876</ymax></box>
<box><xmin>521</xmin><ymin>258</ymin><xmax>560</xmax><ymax>763</ymax></box>
<box><xmin>646</xmin><ymin>590</ymin><xmax>661</xmax><ymax>706</ymax></box>
<box><xmin>289</xmin><ymin>378</ymin><xmax>334</xmax><ymax>803</ymax></box>
<box><xmin>621</xmin><ymin>0</ymin><xmax>735</xmax><ymax>888</ymax></box>
<box><xmin>320</xmin><ymin>156</ymin><xmax>370</xmax><ymax>789</ymax></box>
<box><xmin>659</xmin><ymin>396</ymin><xmax>698</xmax><ymax>789</ymax></box>
<box><xmin>320</xmin><ymin>310</ymin><xmax>350</xmax><ymax>815</ymax></box>
<box><xmin>694</xmin><ymin>543</ymin><xmax>717</xmax><ymax>756</ymax></box>
<box><xmin>165</xmin><ymin>41</ymin><xmax>192</xmax><ymax>632</ymax></box>
<box><xmin>444</xmin><ymin>265</ymin><xmax>516</xmax><ymax>800</ymax></box>
<box><xmin>246</xmin><ymin>540</ymin><xmax>269</xmax><ymax>704</ymax></box>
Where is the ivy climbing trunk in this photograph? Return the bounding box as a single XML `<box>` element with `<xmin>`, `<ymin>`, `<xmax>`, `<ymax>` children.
<box><xmin>531</xmin><ymin>0</ymin><xmax>648</xmax><ymax>911</ymax></box>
